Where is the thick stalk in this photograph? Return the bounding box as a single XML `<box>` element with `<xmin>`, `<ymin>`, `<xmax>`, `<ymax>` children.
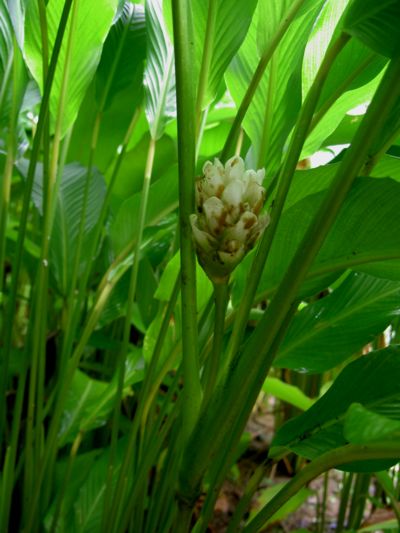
<box><xmin>243</xmin><ymin>443</ymin><xmax>400</xmax><ymax>533</ymax></box>
<box><xmin>221</xmin><ymin>0</ymin><xmax>310</xmax><ymax>160</ymax></box>
<box><xmin>172</xmin><ymin>0</ymin><xmax>202</xmax><ymax>440</ymax></box>
<box><xmin>178</xmin><ymin>53</ymin><xmax>400</xmax><ymax>505</ymax></box>
<box><xmin>224</xmin><ymin>33</ymin><xmax>350</xmax><ymax>372</ymax></box>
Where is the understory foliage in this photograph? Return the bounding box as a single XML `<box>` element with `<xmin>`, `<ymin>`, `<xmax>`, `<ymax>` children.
<box><xmin>1</xmin><ymin>0</ymin><xmax>400</xmax><ymax>531</ymax></box>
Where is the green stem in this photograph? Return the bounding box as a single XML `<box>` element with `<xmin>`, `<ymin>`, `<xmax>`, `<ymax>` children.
<box><xmin>243</xmin><ymin>443</ymin><xmax>400</xmax><ymax>533</ymax></box>
<box><xmin>257</xmin><ymin>53</ymin><xmax>277</xmax><ymax>168</ymax></box>
<box><xmin>336</xmin><ymin>472</ymin><xmax>353</xmax><ymax>532</ymax></box>
<box><xmin>24</xmin><ymin>0</ymin><xmax>80</xmax><ymax>519</ymax></box>
<box><xmin>0</xmin><ymin>41</ymin><xmax>24</xmax><ymax>295</ymax></box>
<box><xmin>0</xmin><ymin>0</ymin><xmax>74</xmax><ymax>450</ymax></box>
<box><xmin>172</xmin><ymin>0</ymin><xmax>202</xmax><ymax>441</ymax></box>
<box><xmin>59</xmin><ymin>5</ymin><xmax>138</xmax><ymax>372</ymax></box>
<box><xmin>104</xmin><ymin>136</ymin><xmax>156</xmax><ymax>521</ymax></box>
<box><xmin>179</xmin><ymin>52</ymin><xmax>400</xmax><ymax>507</ymax></box>
<box><xmin>195</xmin><ymin>0</ymin><xmax>217</xmax><ymax>130</ymax></box>
<box><xmin>221</xmin><ymin>0</ymin><xmax>310</xmax><ymax>160</ymax></box>
<box><xmin>203</xmin><ymin>281</ymin><xmax>229</xmax><ymax>402</ymax></box>
<box><xmin>224</xmin><ymin>33</ymin><xmax>351</xmax><ymax>373</ymax></box>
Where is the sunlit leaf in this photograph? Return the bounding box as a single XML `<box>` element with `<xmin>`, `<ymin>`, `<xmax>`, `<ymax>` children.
<box><xmin>144</xmin><ymin>0</ymin><xmax>176</xmax><ymax>140</ymax></box>
<box><xmin>24</xmin><ymin>0</ymin><xmax>118</xmax><ymax>136</ymax></box>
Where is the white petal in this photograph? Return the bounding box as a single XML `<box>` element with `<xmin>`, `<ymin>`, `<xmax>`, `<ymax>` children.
<box><xmin>203</xmin><ymin>197</ymin><xmax>226</xmax><ymax>236</ymax></box>
<box><xmin>243</xmin><ymin>181</ymin><xmax>265</xmax><ymax>213</ymax></box>
<box><xmin>225</xmin><ymin>156</ymin><xmax>245</xmax><ymax>182</ymax></box>
<box><xmin>224</xmin><ymin>212</ymin><xmax>257</xmax><ymax>243</ymax></box>
<box><xmin>190</xmin><ymin>214</ymin><xmax>216</xmax><ymax>252</ymax></box>
<box><xmin>222</xmin><ymin>179</ymin><xmax>244</xmax><ymax>208</ymax></box>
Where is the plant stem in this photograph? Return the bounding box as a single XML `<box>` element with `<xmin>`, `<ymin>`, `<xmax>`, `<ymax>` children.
<box><xmin>224</xmin><ymin>33</ymin><xmax>350</xmax><ymax>373</ymax></box>
<box><xmin>336</xmin><ymin>472</ymin><xmax>353</xmax><ymax>532</ymax></box>
<box><xmin>195</xmin><ymin>0</ymin><xmax>217</xmax><ymax>130</ymax></box>
<box><xmin>243</xmin><ymin>443</ymin><xmax>400</xmax><ymax>533</ymax></box>
<box><xmin>203</xmin><ymin>281</ymin><xmax>229</xmax><ymax>402</ymax></box>
<box><xmin>221</xmin><ymin>0</ymin><xmax>310</xmax><ymax>160</ymax></box>
<box><xmin>0</xmin><ymin>0</ymin><xmax>74</xmax><ymax>450</ymax></box>
<box><xmin>172</xmin><ymin>0</ymin><xmax>202</xmax><ymax>441</ymax></box>
<box><xmin>178</xmin><ymin>52</ymin><xmax>400</xmax><ymax>508</ymax></box>
<box><xmin>104</xmin><ymin>136</ymin><xmax>156</xmax><ymax>522</ymax></box>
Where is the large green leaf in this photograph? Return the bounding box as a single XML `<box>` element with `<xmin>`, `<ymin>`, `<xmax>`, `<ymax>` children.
<box><xmin>17</xmin><ymin>160</ymin><xmax>107</xmax><ymax>294</ymax></box>
<box><xmin>110</xmin><ymin>162</ymin><xmax>178</xmax><ymax>253</ymax></box>
<box><xmin>232</xmin><ymin>177</ymin><xmax>400</xmax><ymax>305</ymax></box>
<box><xmin>72</xmin><ymin>439</ymin><xmax>127</xmax><ymax>533</ymax></box>
<box><xmin>144</xmin><ymin>0</ymin><xmax>176</xmax><ymax>140</ymax></box>
<box><xmin>344</xmin><ymin>404</ymin><xmax>400</xmax><ymax>444</ymax></box>
<box><xmin>275</xmin><ymin>272</ymin><xmax>400</xmax><ymax>372</ymax></box>
<box><xmin>58</xmin><ymin>350</ymin><xmax>143</xmax><ymax>445</ymax></box>
<box><xmin>271</xmin><ymin>347</ymin><xmax>400</xmax><ymax>471</ymax></box>
<box><xmin>225</xmin><ymin>0</ymin><xmax>325</xmax><ymax>174</ymax></box>
<box><xmin>300</xmin><ymin>0</ymin><xmax>387</xmax><ymax>156</ymax></box>
<box><xmin>343</xmin><ymin>0</ymin><xmax>400</xmax><ymax>58</ymax></box>
<box><xmin>191</xmin><ymin>0</ymin><xmax>257</xmax><ymax>109</ymax></box>
<box><xmin>96</xmin><ymin>2</ymin><xmax>146</xmax><ymax>108</ymax></box>
<box><xmin>24</xmin><ymin>0</ymin><xmax>118</xmax><ymax>136</ymax></box>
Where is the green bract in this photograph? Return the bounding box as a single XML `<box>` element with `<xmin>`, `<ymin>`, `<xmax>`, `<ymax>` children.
<box><xmin>190</xmin><ymin>156</ymin><xmax>269</xmax><ymax>283</ymax></box>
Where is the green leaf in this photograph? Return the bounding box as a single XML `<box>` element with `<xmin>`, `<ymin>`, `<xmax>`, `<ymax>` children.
<box><xmin>96</xmin><ymin>1</ymin><xmax>146</xmax><ymax>109</ymax></box>
<box><xmin>0</xmin><ymin>1</ymin><xmax>13</xmax><ymax>79</ymax></box>
<box><xmin>50</xmin><ymin>165</ymin><xmax>107</xmax><ymax>294</ymax></box>
<box><xmin>343</xmin><ymin>0</ymin><xmax>400</xmax><ymax>58</ymax></box>
<box><xmin>58</xmin><ymin>350</ymin><xmax>143</xmax><ymax>445</ymax></box>
<box><xmin>17</xmin><ymin>160</ymin><xmax>107</xmax><ymax>294</ymax></box>
<box><xmin>24</xmin><ymin>0</ymin><xmax>118</xmax><ymax>136</ymax></box>
<box><xmin>72</xmin><ymin>439</ymin><xmax>127</xmax><ymax>532</ymax></box>
<box><xmin>233</xmin><ymin>178</ymin><xmax>400</xmax><ymax>305</ymax></box>
<box><xmin>144</xmin><ymin>0</ymin><xmax>176</xmax><ymax>140</ymax></box>
<box><xmin>110</xmin><ymin>162</ymin><xmax>178</xmax><ymax>254</ymax></box>
<box><xmin>263</xmin><ymin>377</ymin><xmax>314</xmax><ymax>411</ymax></box>
<box><xmin>275</xmin><ymin>272</ymin><xmax>400</xmax><ymax>373</ymax></box>
<box><xmin>225</xmin><ymin>0</ymin><xmax>325</xmax><ymax>173</ymax></box>
<box><xmin>271</xmin><ymin>347</ymin><xmax>400</xmax><ymax>471</ymax></box>
<box><xmin>192</xmin><ymin>0</ymin><xmax>258</xmax><ymax>109</ymax></box>
<box><xmin>344</xmin><ymin>403</ymin><xmax>400</xmax><ymax>444</ymax></box>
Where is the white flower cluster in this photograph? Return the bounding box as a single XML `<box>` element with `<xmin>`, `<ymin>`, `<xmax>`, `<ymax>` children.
<box><xmin>190</xmin><ymin>156</ymin><xmax>269</xmax><ymax>283</ymax></box>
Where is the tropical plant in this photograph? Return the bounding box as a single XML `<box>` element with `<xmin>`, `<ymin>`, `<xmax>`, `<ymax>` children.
<box><xmin>1</xmin><ymin>0</ymin><xmax>400</xmax><ymax>531</ymax></box>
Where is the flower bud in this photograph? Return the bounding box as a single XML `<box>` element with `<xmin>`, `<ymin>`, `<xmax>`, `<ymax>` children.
<box><xmin>190</xmin><ymin>156</ymin><xmax>269</xmax><ymax>283</ymax></box>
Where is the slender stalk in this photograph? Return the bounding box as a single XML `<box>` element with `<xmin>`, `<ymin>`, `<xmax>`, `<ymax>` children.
<box><xmin>0</xmin><ymin>0</ymin><xmax>74</xmax><ymax>449</ymax></box>
<box><xmin>195</xmin><ymin>0</ymin><xmax>217</xmax><ymax>130</ymax></box>
<box><xmin>24</xmin><ymin>0</ymin><xmax>80</xmax><ymax>519</ymax></box>
<box><xmin>224</xmin><ymin>33</ymin><xmax>351</xmax><ymax>373</ymax></box>
<box><xmin>257</xmin><ymin>54</ymin><xmax>277</xmax><ymax>168</ymax></box>
<box><xmin>0</xmin><ymin>41</ymin><xmax>24</xmax><ymax>294</ymax></box>
<box><xmin>104</xmin><ymin>136</ymin><xmax>156</xmax><ymax>522</ymax></box>
<box><xmin>336</xmin><ymin>472</ymin><xmax>353</xmax><ymax>532</ymax></box>
<box><xmin>243</xmin><ymin>443</ymin><xmax>400</xmax><ymax>533</ymax></box>
<box><xmin>221</xmin><ymin>0</ymin><xmax>310</xmax><ymax>160</ymax></box>
<box><xmin>172</xmin><ymin>0</ymin><xmax>202</xmax><ymax>440</ymax></box>
<box><xmin>203</xmin><ymin>281</ymin><xmax>229</xmax><ymax>402</ymax></box>
<box><xmin>59</xmin><ymin>5</ymin><xmax>138</xmax><ymax>371</ymax></box>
